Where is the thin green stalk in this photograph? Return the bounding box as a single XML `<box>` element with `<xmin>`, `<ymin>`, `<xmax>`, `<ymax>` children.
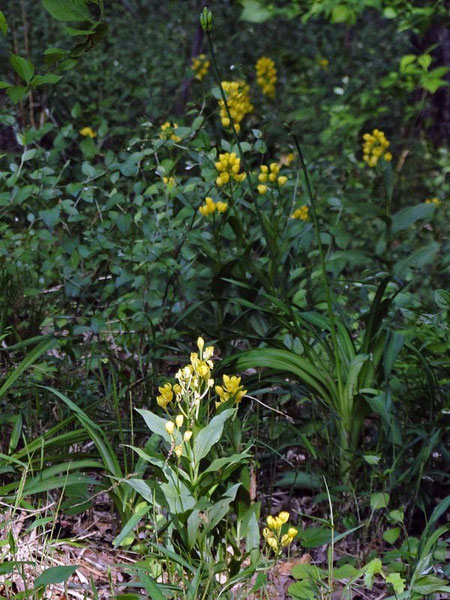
<box><xmin>291</xmin><ymin>136</ymin><xmax>344</xmax><ymax>404</ymax></box>
<box><xmin>207</xmin><ymin>29</ymin><xmax>314</xmax><ymax>360</ymax></box>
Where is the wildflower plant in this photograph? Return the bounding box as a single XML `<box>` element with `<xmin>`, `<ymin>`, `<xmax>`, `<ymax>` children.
<box><xmin>160</xmin><ymin>121</ymin><xmax>181</xmax><ymax>142</ymax></box>
<box><xmin>263</xmin><ymin>511</ymin><xmax>298</xmax><ymax>555</ymax></box>
<box><xmin>123</xmin><ymin>338</ymin><xmax>259</xmax><ymax>590</ymax></box>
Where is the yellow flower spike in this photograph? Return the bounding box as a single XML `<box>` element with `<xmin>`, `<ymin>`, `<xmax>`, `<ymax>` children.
<box><xmin>218</xmin><ymin>80</ymin><xmax>253</xmax><ymax>131</ymax></box>
<box><xmin>255</xmin><ymin>56</ymin><xmax>277</xmax><ymax>98</ymax></box>
<box><xmin>175</xmin><ymin>414</ymin><xmax>184</xmax><ymax>428</ymax></box>
<box><xmin>191</xmin><ymin>54</ymin><xmax>210</xmax><ymax>81</ymax></box>
<box><xmin>165</xmin><ymin>421</ymin><xmax>175</xmax><ymax>436</ymax></box>
<box><xmin>362</xmin><ymin>129</ymin><xmax>392</xmax><ymax>167</ymax></box>
<box><xmin>183</xmin><ymin>431</ymin><xmax>193</xmax><ymax>442</ymax></box>
<box><xmin>258</xmin><ymin>184</ymin><xmax>268</xmax><ymax>195</ymax></box>
<box><xmin>278</xmin><ymin>175</ymin><xmax>287</xmax><ymax>186</ymax></box>
<box><xmin>79</xmin><ymin>126</ymin><xmax>96</xmax><ymax>138</ymax></box>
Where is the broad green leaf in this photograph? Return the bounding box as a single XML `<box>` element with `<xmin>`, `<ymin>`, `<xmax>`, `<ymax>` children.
<box><xmin>363</xmin><ymin>558</ymin><xmax>382</xmax><ymax>589</ymax></box>
<box><xmin>41</xmin><ymin>0</ymin><xmax>92</xmax><ymax>22</ymax></box>
<box><xmin>288</xmin><ymin>579</ymin><xmax>316</xmax><ymax>600</ymax></box>
<box><xmin>9</xmin><ymin>54</ymin><xmax>34</xmax><ymax>83</ymax></box>
<box><xmin>388</xmin><ymin>509</ymin><xmax>404</xmax><ymax>523</ymax></box>
<box><xmin>363</xmin><ymin>455</ymin><xmax>381</xmax><ymax>465</ymax></box>
<box><xmin>383</xmin><ymin>527</ymin><xmax>400</xmax><ymax>544</ymax></box>
<box><xmin>391</xmin><ymin>203</ymin><xmax>434</xmax><ymax>233</ymax></box>
<box><xmin>135</xmin><ymin>409</ymin><xmax>172</xmax><ymax>443</ymax></box>
<box><xmin>0</xmin><ymin>80</ymin><xmax>11</xmax><ymax>89</ymax></box>
<box><xmin>194</xmin><ymin>409</ymin><xmax>233</xmax><ymax>461</ymax></box>
<box><xmin>35</xmin><ymin>565</ymin><xmax>80</xmax><ymax>587</ymax></box>
<box><xmin>331</xmin><ymin>5</ymin><xmax>354</xmax><ymax>24</ymax></box>
<box><xmin>370</xmin><ymin>492</ymin><xmax>390</xmax><ymax>510</ymax></box>
<box><xmin>31</xmin><ymin>74</ymin><xmax>63</xmax><ymax>86</ymax></box>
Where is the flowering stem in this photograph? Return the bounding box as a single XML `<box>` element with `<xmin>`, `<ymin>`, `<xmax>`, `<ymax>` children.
<box><xmin>291</xmin><ymin>135</ymin><xmax>344</xmax><ymax>415</ymax></box>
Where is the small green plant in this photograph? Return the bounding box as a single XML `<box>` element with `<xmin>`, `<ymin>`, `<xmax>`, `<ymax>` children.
<box><xmin>119</xmin><ymin>337</ymin><xmax>259</xmax><ymax>598</ymax></box>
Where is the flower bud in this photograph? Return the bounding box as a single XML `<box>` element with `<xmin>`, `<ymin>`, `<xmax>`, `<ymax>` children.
<box><xmin>175</xmin><ymin>414</ymin><xmax>184</xmax><ymax>428</ymax></box>
<box><xmin>183</xmin><ymin>431</ymin><xmax>193</xmax><ymax>442</ymax></box>
<box><xmin>200</xmin><ymin>7</ymin><xmax>213</xmax><ymax>32</ymax></box>
<box><xmin>165</xmin><ymin>421</ymin><xmax>175</xmax><ymax>436</ymax></box>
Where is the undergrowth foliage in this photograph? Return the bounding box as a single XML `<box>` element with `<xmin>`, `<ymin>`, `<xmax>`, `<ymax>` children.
<box><xmin>0</xmin><ymin>1</ymin><xmax>448</xmax><ymax>599</ymax></box>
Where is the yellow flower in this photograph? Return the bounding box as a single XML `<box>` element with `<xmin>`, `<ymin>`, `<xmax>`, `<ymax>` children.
<box><xmin>197</xmin><ymin>337</ymin><xmax>205</xmax><ymax>351</ymax></box>
<box><xmin>216</xmin><ymin>201</ymin><xmax>228</xmax><ymax>213</ymax></box>
<box><xmin>165</xmin><ymin>421</ymin><xmax>175</xmax><ymax>436</ymax></box>
<box><xmin>257</xmin><ymin>184</ymin><xmax>268</xmax><ymax>195</ymax></box>
<box><xmin>281</xmin><ymin>527</ymin><xmax>298</xmax><ymax>546</ymax></box>
<box><xmin>174</xmin><ymin>444</ymin><xmax>183</xmax><ymax>458</ymax></box>
<box><xmin>277</xmin><ymin>175</ymin><xmax>288</xmax><ymax>186</ymax></box>
<box><xmin>175</xmin><ymin>414</ymin><xmax>184</xmax><ymax>428</ymax></box>
<box><xmin>191</xmin><ymin>54</ymin><xmax>210</xmax><ymax>81</ymax></box>
<box><xmin>79</xmin><ymin>127</ymin><xmax>96</xmax><ymax>138</ymax></box>
<box><xmin>183</xmin><ymin>430</ymin><xmax>192</xmax><ymax>442</ymax></box>
<box><xmin>362</xmin><ymin>129</ymin><xmax>391</xmax><ymax>167</ymax></box>
<box><xmin>256</xmin><ymin>56</ymin><xmax>277</xmax><ymax>98</ymax></box>
<box><xmin>215</xmin><ymin>374</ymin><xmax>246</xmax><ymax>406</ymax></box>
<box><xmin>318</xmin><ymin>58</ymin><xmax>329</xmax><ymax>69</ymax></box>
<box><xmin>157</xmin><ymin>383</ymin><xmax>174</xmax><ymax>409</ymax></box>
<box><xmin>215</xmin><ymin>152</ymin><xmax>246</xmax><ymax>187</ymax></box>
<box><xmin>218</xmin><ymin>81</ymin><xmax>253</xmax><ymax>131</ymax></box>
<box><xmin>199</xmin><ymin>196</ymin><xmax>217</xmax><ymax>216</ymax></box>
<box><xmin>160</xmin><ymin>121</ymin><xmax>181</xmax><ymax>143</ymax></box>
<box><xmin>425</xmin><ymin>197</ymin><xmax>441</xmax><ymax>206</ymax></box>
<box><xmin>291</xmin><ymin>205</ymin><xmax>309</xmax><ymax>221</ymax></box>
<box><xmin>163</xmin><ymin>176</ymin><xmax>176</xmax><ymax>186</ymax></box>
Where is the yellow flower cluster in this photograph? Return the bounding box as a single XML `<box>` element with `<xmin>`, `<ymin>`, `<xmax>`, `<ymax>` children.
<box><xmin>215</xmin><ymin>375</ymin><xmax>247</xmax><ymax>407</ymax></box>
<box><xmin>156</xmin><ymin>338</ymin><xmax>246</xmax><ymax>458</ymax></box>
<box><xmin>215</xmin><ymin>152</ymin><xmax>246</xmax><ymax>187</ymax></box>
<box><xmin>263</xmin><ymin>511</ymin><xmax>298</xmax><ymax>552</ymax></box>
<box><xmin>191</xmin><ymin>54</ymin><xmax>210</xmax><ymax>81</ymax></box>
<box><xmin>79</xmin><ymin>126</ymin><xmax>96</xmax><ymax>138</ymax></box>
<box><xmin>291</xmin><ymin>205</ymin><xmax>309</xmax><ymax>221</ymax></box>
<box><xmin>362</xmin><ymin>129</ymin><xmax>392</xmax><ymax>167</ymax></box>
<box><xmin>219</xmin><ymin>81</ymin><xmax>253</xmax><ymax>132</ymax></box>
<box><xmin>425</xmin><ymin>197</ymin><xmax>441</xmax><ymax>206</ymax></box>
<box><xmin>160</xmin><ymin>121</ymin><xmax>181</xmax><ymax>143</ymax></box>
<box><xmin>256</xmin><ymin>56</ymin><xmax>277</xmax><ymax>98</ymax></box>
<box><xmin>163</xmin><ymin>176</ymin><xmax>176</xmax><ymax>186</ymax></box>
<box><xmin>257</xmin><ymin>163</ymin><xmax>288</xmax><ymax>195</ymax></box>
<box><xmin>199</xmin><ymin>196</ymin><xmax>228</xmax><ymax>216</ymax></box>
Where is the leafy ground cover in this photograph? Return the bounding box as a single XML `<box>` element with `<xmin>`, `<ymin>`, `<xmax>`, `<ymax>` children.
<box><xmin>0</xmin><ymin>1</ymin><xmax>449</xmax><ymax>599</ymax></box>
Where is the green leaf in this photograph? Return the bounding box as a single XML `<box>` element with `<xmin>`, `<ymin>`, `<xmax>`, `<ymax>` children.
<box><xmin>135</xmin><ymin>409</ymin><xmax>172</xmax><ymax>444</ymax></box>
<box><xmin>6</xmin><ymin>85</ymin><xmax>28</xmax><ymax>104</ymax></box>
<box><xmin>35</xmin><ymin>565</ymin><xmax>80</xmax><ymax>588</ymax></box>
<box><xmin>388</xmin><ymin>509</ymin><xmax>404</xmax><ymax>524</ymax></box>
<box><xmin>31</xmin><ymin>74</ymin><xmax>63</xmax><ymax>86</ymax></box>
<box><xmin>22</xmin><ymin>149</ymin><xmax>37</xmax><ymax>161</ymax></box>
<box><xmin>0</xmin><ymin>81</ymin><xmax>11</xmax><ymax>89</ymax></box>
<box><xmin>370</xmin><ymin>492</ymin><xmax>390</xmax><ymax>510</ymax></box>
<box><xmin>41</xmin><ymin>0</ymin><xmax>92</xmax><ymax>22</ymax></box>
<box><xmin>331</xmin><ymin>5</ymin><xmax>354</xmax><ymax>24</ymax></box>
<box><xmin>194</xmin><ymin>409</ymin><xmax>233</xmax><ymax>462</ymax></box>
<box><xmin>113</xmin><ymin>502</ymin><xmax>150</xmax><ymax>547</ymax></box>
<box><xmin>363</xmin><ymin>558</ymin><xmax>382</xmax><ymax>589</ymax></box>
<box><xmin>391</xmin><ymin>203</ymin><xmax>434</xmax><ymax>233</ymax></box>
<box><xmin>383</xmin><ymin>527</ymin><xmax>400</xmax><ymax>544</ymax></box>
<box><xmin>10</xmin><ymin>54</ymin><xmax>35</xmax><ymax>83</ymax></box>
<box><xmin>240</xmin><ymin>0</ymin><xmax>272</xmax><ymax>23</ymax></box>
<box><xmin>386</xmin><ymin>572</ymin><xmax>406</xmax><ymax>594</ymax></box>
<box><xmin>276</xmin><ymin>471</ymin><xmax>322</xmax><ymax>489</ymax></box>
<box><xmin>363</xmin><ymin>455</ymin><xmax>381</xmax><ymax>465</ymax></box>
<box><xmin>0</xmin><ymin>11</ymin><xmax>7</xmax><ymax>35</ymax></box>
